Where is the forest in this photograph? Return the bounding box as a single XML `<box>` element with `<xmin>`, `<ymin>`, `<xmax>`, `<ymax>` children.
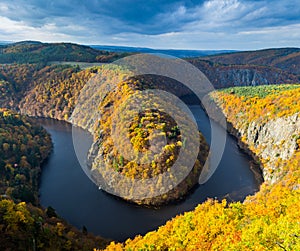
<box><xmin>0</xmin><ymin>41</ymin><xmax>124</xmax><ymax>64</ymax></box>
<box><xmin>81</xmin><ymin>73</ymin><xmax>209</xmax><ymax>205</ymax></box>
<box><xmin>99</xmin><ymin>84</ymin><xmax>300</xmax><ymax>251</ymax></box>
<box><xmin>0</xmin><ymin>42</ymin><xmax>299</xmax><ymax>250</ymax></box>
<box><xmin>0</xmin><ymin>109</ymin><xmax>51</xmax><ymax>204</ymax></box>
<box><xmin>0</xmin><ymin>109</ymin><xmax>109</xmax><ymax>250</ymax></box>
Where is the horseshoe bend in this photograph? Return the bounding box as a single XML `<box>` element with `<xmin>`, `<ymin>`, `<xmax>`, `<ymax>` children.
<box><xmin>0</xmin><ymin>41</ymin><xmax>299</xmax><ymax>250</ymax></box>
<box><xmin>70</xmin><ymin>70</ymin><xmax>210</xmax><ymax>206</ymax></box>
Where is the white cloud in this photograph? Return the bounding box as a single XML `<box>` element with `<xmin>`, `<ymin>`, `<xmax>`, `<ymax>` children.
<box><xmin>238</xmin><ymin>23</ymin><xmax>300</xmax><ymax>37</ymax></box>
<box><xmin>202</xmin><ymin>0</ymin><xmax>244</xmax><ymax>21</ymax></box>
<box><xmin>0</xmin><ymin>16</ymin><xmax>76</xmax><ymax>42</ymax></box>
<box><xmin>0</xmin><ymin>0</ymin><xmax>299</xmax><ymax>49</ymax></box>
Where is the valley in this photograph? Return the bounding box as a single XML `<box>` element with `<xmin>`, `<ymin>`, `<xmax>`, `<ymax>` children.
<box><xmin>0</xmin><ymin>41</ymin><xmax>299</xmax><ymax>250</ymax></box>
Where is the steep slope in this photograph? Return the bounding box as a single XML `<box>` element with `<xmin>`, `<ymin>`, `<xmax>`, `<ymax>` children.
<box><xmin>0</xmin><ymin>109</ymin><xmax>109</xmax><ymax>250</ymax></box>
<box><xmin>189</xmin><ymin>59</ymin><xmax>300</xmax><ymax>88</ymax></box>
<box><xmin>0</xmin><ymin>109</ymin><xmax>51</xmax><ymax>204</ymax></box>
<box><xmin>19</xmin><ymin>65</ymin><xmax>95</xmax><ymax>120</ymax></box>
<box><xmin>0</xmin><ymin>43</ymin><xmax>299</xmax><ymax>117</ymax></box>
<box><xmin>202</xmin><ymin>48</ymin><xmax>300</xmax><ymax>75</ymax></box>
<box><xmin>212</xmin><ymin>84</ymin><xmax>300</xmax><ymax>184</ymax></box>
<box><xmin>71</xmin><ymin>69</ymin><xmax>209</xmax><ymax>206</ymax></box>
<box><xmin>1</xmin><ymin>60</ymin><xmax>299</xmax><ymax>121</ymax></box>
<box><xmin>100</xmin><ymin>84</ymin><xmax>300</xmax><ymax>251</ymax></box>
<box><xmin>0</xmin><ymin>63</ymin><xmax>97</xmax><ymax>119</ymax></box>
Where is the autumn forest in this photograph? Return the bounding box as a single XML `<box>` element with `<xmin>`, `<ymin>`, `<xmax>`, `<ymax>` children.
<box><xmin>0</xmin><ymin>41</ymin><xmax>299</xmax><ymax>250</ymax></box>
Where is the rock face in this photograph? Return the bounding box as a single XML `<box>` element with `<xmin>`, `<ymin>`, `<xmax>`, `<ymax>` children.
<box><xmin>189</xmin><ymin>59</ymin><xmax>300</xmax><ymax>89</ymax></box>
<box><xmin>205</xmin><ymin>91</ymin><xmax>299</xmax><ymax>185</ymax></box>
<box><xmin>202</xmin><ymin>47</ymin><xmax>300</xmax><ymax>75</ymax></box>
<box><xmin>241</xmin><ymin>113</ymin><xmax>300</xmax><ymax>183</ymax></box>
<box><xmin>220</xmin><ymin>111</ymin><xmax>300</xmax><ymax>185</ymax></box>
<box><xmin>215</xmin><ymin>68</ymin><xmax>269</xmax><ymax>87</ymax></box>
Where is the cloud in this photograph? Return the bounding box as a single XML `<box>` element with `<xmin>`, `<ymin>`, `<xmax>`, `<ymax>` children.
<box><xmin>0</xmin><ymin>0</ymin><xmax>299</xmax><ymax>49</ymax></box>
<box><xmin>0</xmin><ymin>16</ymin><xmax>77</xmax><ymax>42</ymax></box>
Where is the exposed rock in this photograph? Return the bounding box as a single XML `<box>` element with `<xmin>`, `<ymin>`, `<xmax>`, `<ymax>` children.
<box><xmin>204</xmin><ymin>96</ymin><xmax>299</xmax><ymax>185</ymax></box>
<box><xmin>244</xmin><ymin>113</ymin><xmax>300</xmax><ymax>183</ymax></box>
<box><xmin>189</xmin><ymin>59</ymin><xmax>299</xmax><ymax>89</ymax></box>
<box><xmin>222</xmin><ymin>113</ymin><xmax>299</xmax><ymax>184</ymax></box>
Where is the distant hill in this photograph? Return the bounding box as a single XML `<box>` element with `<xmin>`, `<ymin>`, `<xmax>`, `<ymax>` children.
<box><xmin>0</xmin><ymin>41</ymin><xmax>299</xmax><ymax>92</ymax></box>
<box><xmin>90</xmin><ymin>45</ymin><xmax>237</xmax><ymax>58</ymax></box>
<box><xmin>0</xmin><ymin>41</ymin><xmax>12</xmax><ymax>45</ymax></box>
<box><xmin>0</xmin><ymin>41</ymin><xmax>123</xmax><ymax>64</ymax></box>
<box><xmin>202</xmin><ymin>48</ymin><xmax>300</xmax><ymax>75</ymax></box>
<box><xmin>188</xmin><ymin>59</ymin><xmax>300</xmax><ymax>88</ymax></box>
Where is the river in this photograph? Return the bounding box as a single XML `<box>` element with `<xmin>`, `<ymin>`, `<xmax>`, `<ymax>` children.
<box><xmin>38</xmin><ymin>105</ymin><xmax>260</xmax><ymax>241</ymax></box>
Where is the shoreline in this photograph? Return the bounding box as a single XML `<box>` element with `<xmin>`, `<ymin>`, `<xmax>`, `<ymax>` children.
<box><xmin>34</xmin><ymin>99</ymin><xmax>262</xmax><ymax>207</ymax></box>
<box><xmin>199</xmin><ymin>97</ymin><xmax>265</xmax><ymax>188</ymax></box>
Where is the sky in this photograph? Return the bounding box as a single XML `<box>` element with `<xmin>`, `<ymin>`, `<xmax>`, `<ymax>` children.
<box><xmin>0</xmin><ymin>0</ymin><xmax>299</xmax><ymax>50</ymax></box>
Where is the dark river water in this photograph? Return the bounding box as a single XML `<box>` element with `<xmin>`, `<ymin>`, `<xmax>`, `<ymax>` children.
<box><xmin>38</xmin><ymin>105</ymin><xmax>260</xmax><ymax>241</ymax></box>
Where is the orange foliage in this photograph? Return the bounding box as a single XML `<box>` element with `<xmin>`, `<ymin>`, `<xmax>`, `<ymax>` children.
<box><xmin>97</xmin><ymin>85</ymin><xmax>300</xmax><ymax>250</ymax></box>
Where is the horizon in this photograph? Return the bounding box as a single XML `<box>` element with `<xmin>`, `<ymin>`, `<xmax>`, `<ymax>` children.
<box><xmin>0</xmin><ymin>1</ymin><xmax>299</xmax><ymax>50</ymax></box>
<box><xmin>1</xmin><ymin>40</ymin><xmax>300</xmax><ymax>52</ymax></box>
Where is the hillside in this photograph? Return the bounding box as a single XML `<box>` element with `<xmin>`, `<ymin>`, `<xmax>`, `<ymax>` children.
<box><xmin>71</xmin><ymin>71</ymin><xmax>209</xmax><ymax>206</ymax></box>
<box><xmin>0</xmin><ymin>63</ymin><xmax>99</xmax><ymax>119</ymax></box>
<box><xmin>0</xmin><ymin>57</ymin><xmax>298</xmax><ymax>122</ymax></box>
<box><xmin>0</xmin><ymin>109</ymin><xmax>52</xmax><ymax>204</ymax></box>
<box><xmin>91</xmin><ymin>45</ymin><xmax>236</xmax><ymax>58</ymax></box>
<box><xmin>189</xmin><ymin>59</ymin><xmax>299</xmax><ymax>88</ymax></box>
<box><xmin>0</xmin><ymin>44</ymin><xmax>300</xmax><ymax>249</ymax></box>
<box><xmin>0</xmin><ymin>41</ymin><xmax>123</xmax><ymax>64</ymax></box>
<box><xmin>212</xmin><ymin>85</ymin><xmax>300</xmax><ymax>183</ymax></box>
<box><xmin>0</xmin><ymin>43</ymin><xmax>299</xmax><ymax>103</ymax></box>
<box><xmin>202</xmin><ymin>48</ymin><xmax>300</xmax><ymax>75</ymax></box>
<box><xmin>0</xmin><ymin>109</ymin><xmax>109</xmax><ymax>250</ymax></box>
<box><xmin>100</xmin><ymin>84</ymin><xmax>300</xmax><ymax>251</ymax></box>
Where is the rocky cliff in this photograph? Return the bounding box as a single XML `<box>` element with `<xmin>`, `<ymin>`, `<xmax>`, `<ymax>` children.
<box><xmin>211</xmin><ymin>85</ymin><xmax>300</xmax><ymax>185</ymax></box>
<box><xmin>101</xmin><ymin>84</ymin><xmax>300</xmax><ymax>251</ymax></box>
<box><xmin>202</xmin><ymin>47</ymin><xmax>300</xmax><ymax>75</ymax></box>
<box><xmin>189</xmin><ymin>59</ymin><xmax>299</xmax><ymax>89</ymax></box>
<box><xmin>240</xmin><ymin>113</ymin><xmax>300</xmax><ymax>183</ymax></box>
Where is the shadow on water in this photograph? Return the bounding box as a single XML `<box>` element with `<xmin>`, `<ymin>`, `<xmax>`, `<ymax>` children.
<box><xmin>37</xmin><ymin>105</ymin><xmax>261</xmax><ymax>241</ymax></box>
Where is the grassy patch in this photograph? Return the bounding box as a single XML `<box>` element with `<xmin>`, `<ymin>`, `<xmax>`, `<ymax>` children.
<box><xmin>221</xmin><ymin>84</ymin><xmax>300</xmax><ymax>98</ymax></box>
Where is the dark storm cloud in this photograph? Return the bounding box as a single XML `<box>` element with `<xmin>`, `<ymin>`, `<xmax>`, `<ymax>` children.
<box><xmin>1</xmin><ymin>0</ymin><xmax>202</xmax><ymax>34</ymax></box>
<box><xmin>0</xmin><ymin>0</ymin><xmax>299</xmax><ymax>49</ymax></box>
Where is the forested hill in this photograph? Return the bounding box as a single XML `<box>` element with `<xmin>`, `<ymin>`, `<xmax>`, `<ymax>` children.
<box><xmin>0</xmin><ymin>109</ymin><xmax>109</xmax><ymax>250</ymax></box>
<box><xmin>187</xmin><ymin>47</ymin><xmax>300</xmax><ymax>88</ymax></box>
<box><xmin>0</xmin><ymin>109</ymin><xmax>51</xmax><ymax>204</ymax></box>
<box><xmin>0</xmin><ymin>41</ymin><xmax>124</xmax><ymax>64</ymax></box>
<box><xmin>0</xmin><ymin>42</ymin><xmax>299</xmax><ymax>89</ymax></box>
<box><xmin>101</xmin><ymin>84</ymin><xmax>300</xmax><ymax>251</ymax></box>
<box><xmin>201</xmin><ymin>47</ymin><xmax>300</xmax><ymax>75</ymax></box>
<box><xmin>0</xmin><ymin>43</ymin><xmax>299</xmax><ymax>250</ymax></box>
<box><xmin>188</xmin><ymin>59</ymin><xmax>299</xmax><ymax>88</ymax></box>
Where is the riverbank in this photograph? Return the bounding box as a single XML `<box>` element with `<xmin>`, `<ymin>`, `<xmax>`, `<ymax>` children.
<box><xmin>211</xmin><ymin>84</ymin><xmax>300</xmax><ymax>184</ymax></box>
<box><xmin>200</xmin><ymin>95</ymin><xmax>264</xmax><ymax>185</ymax></box>
<box><xmin>100</xmin><ymin>84</ymin><xmax>300</xmax><ymax>251</ymax></box>
<box><xmin>37</xmin><ymin>103</ymin><xmax>260</xmax><ymax>241</ymax></box>
<box><xmin>224</xmin><ymin>121</ymin><xmax>264</xmax><ymax>184</ymax></box>
<box><xmin>0</xmin><ymin>110</ymin><xmax>109</xmax><ymax>250</ymax></box>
